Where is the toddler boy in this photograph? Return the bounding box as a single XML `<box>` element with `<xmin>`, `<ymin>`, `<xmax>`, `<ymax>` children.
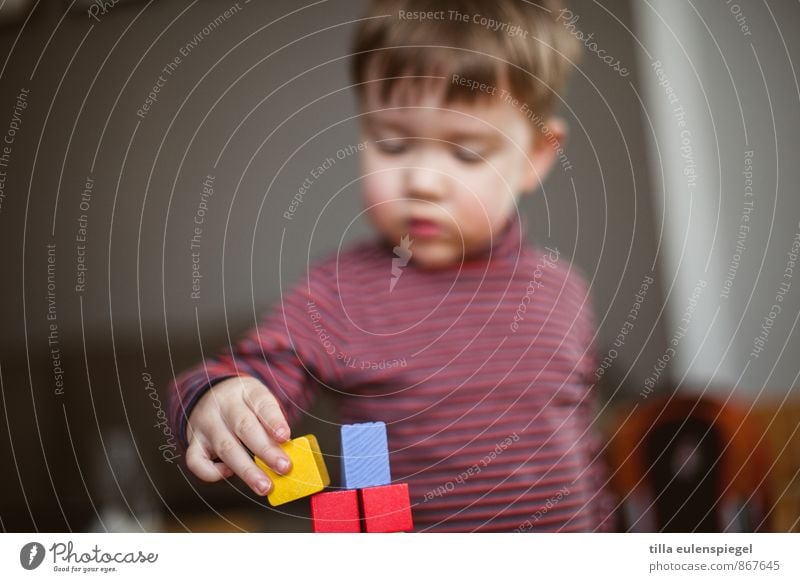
<box><xmin>169</xmin><ymin>0</ymin><xmax>614</xmax><ymax>532</ymax></box>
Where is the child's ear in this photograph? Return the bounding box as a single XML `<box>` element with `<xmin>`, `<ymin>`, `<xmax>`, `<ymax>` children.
<box><xmin>520</xmin><ymin>117</ymin><xmax>568</xmax><ymax>194</ymax></box>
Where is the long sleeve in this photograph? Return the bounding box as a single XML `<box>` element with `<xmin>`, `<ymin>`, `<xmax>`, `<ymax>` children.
<box><xmin>167</xmin><ymin>261</ymin><xmax>348</xmax><ymax>451</ymax></box>
<box><xmin>573</xmin><ymin>274</ymin><xmax>617</xmax><ymax>532</ymax></box>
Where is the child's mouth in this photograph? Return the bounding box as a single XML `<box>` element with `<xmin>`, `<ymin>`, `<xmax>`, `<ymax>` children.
<box><xmin>407</xmin><ymin>218</ymin><xmax>442</xmax><ymax>239</ymax></box>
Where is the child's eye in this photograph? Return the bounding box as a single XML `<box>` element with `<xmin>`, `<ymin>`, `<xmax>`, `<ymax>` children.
<box><xmin>375</xmin><ymin>139</ymin><xmax>409</xmax><ymax>155</ymax></box>
<box><xmin>453</xmin><ymin>145</ymin><xmax>485</xmax><ymax>164</ymax></box>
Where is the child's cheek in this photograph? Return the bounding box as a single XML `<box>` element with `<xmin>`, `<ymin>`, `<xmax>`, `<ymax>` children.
<box><xmin>457</xmin><ymin>193</ymin><xmax>509</xmax><ymax>249</ymax></box>
<box><xmin>476</xmin><ymin>171</ymin><xmax>518</xmax><ymax>221</ymax></box>
<box><xmin>360</xmin><ymin>173</ymin><xmax>405</xmax><ymax>242</ymax></box>
<box><xmin>361</xmin><ymin>173</ymin><xmax>396</xmax><ymax>208</ymax></box>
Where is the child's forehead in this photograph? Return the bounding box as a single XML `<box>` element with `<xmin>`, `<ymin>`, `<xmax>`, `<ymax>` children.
<box><xmin>362</xmin><ymin>59</ymin><xmax>511</xmax><ymax>100</ymax></box>
<box><xmin>358</xmin><ymin>75</ymin><xmax>515</xmax><ymax>128</ymax></box>
<box><xmin>363</xmin><ymin>73</ymin><xmax>450</xmax><ymax>106</ymax></box>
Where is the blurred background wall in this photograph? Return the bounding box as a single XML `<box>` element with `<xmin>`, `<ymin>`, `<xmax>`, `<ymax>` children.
<box><xmin>0</xmin><ymin>0</ymin><xmax>796</xmax><ymax>532</ymax></box>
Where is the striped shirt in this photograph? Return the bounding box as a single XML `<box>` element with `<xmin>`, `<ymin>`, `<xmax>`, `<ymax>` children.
<box><xmin>168</xmin><ymin>215</ymin><xmax>615</xmax><ymax>532</ymax></box>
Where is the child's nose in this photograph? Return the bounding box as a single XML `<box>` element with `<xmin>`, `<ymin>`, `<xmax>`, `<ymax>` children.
<box><xmin>405</xmin><ymin>162</ymin><xmax>446</xmax><ymax>201</ymax></box>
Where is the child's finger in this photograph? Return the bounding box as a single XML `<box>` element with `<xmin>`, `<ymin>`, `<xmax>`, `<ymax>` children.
<box><xmin>230</xmin><ymin>411</ymin><xmax>292</xmax><ymax>476</ymax></box>
<box><xmin>213</xmin><ymin>431</ymin><xmax>273</xmax><ymax>496</ymax></box>
<box><xmin>216</xmin><ymin>463</ymin><xmax>234</xmax><ymax>479</ymax></box>
<box><xmin>186</xmin><ymin>440</ymin><xmax>232</xmax><ymax>482</ymax></box>
<box><xmin>243</xmin><ymin>385</ymin><xmax>291</xmax><ymax>443</ymax></box>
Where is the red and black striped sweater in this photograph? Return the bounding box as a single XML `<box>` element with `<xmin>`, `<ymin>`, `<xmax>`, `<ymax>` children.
<box><xmin>168</xmin><ymin>215</ymin><xmax>615</xmax><ymax>531</ymax></box>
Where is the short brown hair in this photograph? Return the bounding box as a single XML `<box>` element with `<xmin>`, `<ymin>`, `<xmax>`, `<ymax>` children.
<box><xmin>350</xmin><ymin>0</ymin><xmax>581</xmax><ymax>121</ymax></box>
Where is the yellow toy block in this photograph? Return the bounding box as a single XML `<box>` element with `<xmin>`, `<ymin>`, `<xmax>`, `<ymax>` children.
<box><xmin>254</xmin><ymin>434</ymin><xmax>330</xmax><ymax>506</ymax></box>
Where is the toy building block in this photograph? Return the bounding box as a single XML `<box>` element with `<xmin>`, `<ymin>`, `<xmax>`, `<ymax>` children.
<box><xmin>310</xmin><ymin>490</ymin><xmax>361</xmax><ymax>533</ymax></box>
<box><xmin>340</xmin><ymin>422</ymin><xmax>391</xmax><ymax>489</ymax></box>
<box><xmin>360</xmin><ymin>483</ymin><xmax>413</xmax><ymax>533</ymax></box>
<box><xmin>254</xmin><ymin>434</ymin><xmax>330</xmax><ymax>506</ymax></box>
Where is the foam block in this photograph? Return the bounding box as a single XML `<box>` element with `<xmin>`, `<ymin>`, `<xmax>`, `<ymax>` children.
<box><xmin>310</xmin><ymin>490</ymin><xmax>361</xmax><ymax>533</ymax></box>
<box><xmin>340</xmin><ymin>422</ymin><xmax>391</xmax><ymax>489</ymax></box>
<box><xmin>360</xmin><ymin>483</ymin><xmax>413</xmax><ymax>533</ymax></box>
<box><xmin>254</xmin><ymin>434</ymin><xmax>330</xmax><ymax>506</ymax></box>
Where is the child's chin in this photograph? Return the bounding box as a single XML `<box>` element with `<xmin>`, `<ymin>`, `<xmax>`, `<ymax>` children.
<box><xmin>410</xmin><ymin>247</ymin><xmax>460</xmax><ymax>270</ymax></box>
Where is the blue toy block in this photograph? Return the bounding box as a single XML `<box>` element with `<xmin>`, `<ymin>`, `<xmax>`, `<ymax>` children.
<box><xmin>340</xmin><ymin>422</ymin><xmax>391</xmax><ymax>489</ymax></box>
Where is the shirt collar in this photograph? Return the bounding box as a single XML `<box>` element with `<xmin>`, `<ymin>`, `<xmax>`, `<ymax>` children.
<box><xmin>463</xmin><ymin>212</ymin><xmax>526</xmax><ymax>267</ymax></box>
<box><xmin>375</xmin><ymin>213</ymin><xmax>528</xmax><ymax>270</ymax></box>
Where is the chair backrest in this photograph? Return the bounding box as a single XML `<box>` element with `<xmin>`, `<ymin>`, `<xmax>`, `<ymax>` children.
<box><xmin>607</xmin><ymin>392</ymin><xmax>772</xmax><ymax>532</ymax></box>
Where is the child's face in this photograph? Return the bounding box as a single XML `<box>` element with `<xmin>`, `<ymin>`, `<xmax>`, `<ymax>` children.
<box><xmin>357</xmin><ymin>77</ymin><xmax>562</xmax><ymax>269</ymax></box>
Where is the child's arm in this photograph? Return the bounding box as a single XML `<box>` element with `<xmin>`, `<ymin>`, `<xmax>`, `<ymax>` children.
<box><xmin>168</xmin><ymin>264</ymin><xmax>347</xmax><ymax>495</ymax></box>
<box><xmin>574</xmin><ymin>279</ymin><xmax>617</xmax><ymax>532</ymax></box>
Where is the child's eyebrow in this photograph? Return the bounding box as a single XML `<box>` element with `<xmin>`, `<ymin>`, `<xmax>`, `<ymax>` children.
<box><xmin>444</xmin><ymin>129</ymin><xmax>503</xmax><ymax>144</ymax></box>
<box><xmin>364</xmin><ymin>117</ymin><xmax>501</xmax><ymax>143</ymax></box>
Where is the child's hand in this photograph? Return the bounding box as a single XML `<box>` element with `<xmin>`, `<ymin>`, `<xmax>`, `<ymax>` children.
<box><xmin>185</xmin><ymin>376</ymin><xmax>292</xmax><ymax>496</ymax></box>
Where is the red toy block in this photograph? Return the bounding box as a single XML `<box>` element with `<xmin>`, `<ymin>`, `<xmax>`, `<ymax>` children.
<box><xmin>360</xmin><ymin>483</ymin><xmax>413</xmax><ymax>533</ymax></box>
<box><xmin>310</xmin><ymin>490</ymin><xmax>361</xmax><ymax>533</ymax></box>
